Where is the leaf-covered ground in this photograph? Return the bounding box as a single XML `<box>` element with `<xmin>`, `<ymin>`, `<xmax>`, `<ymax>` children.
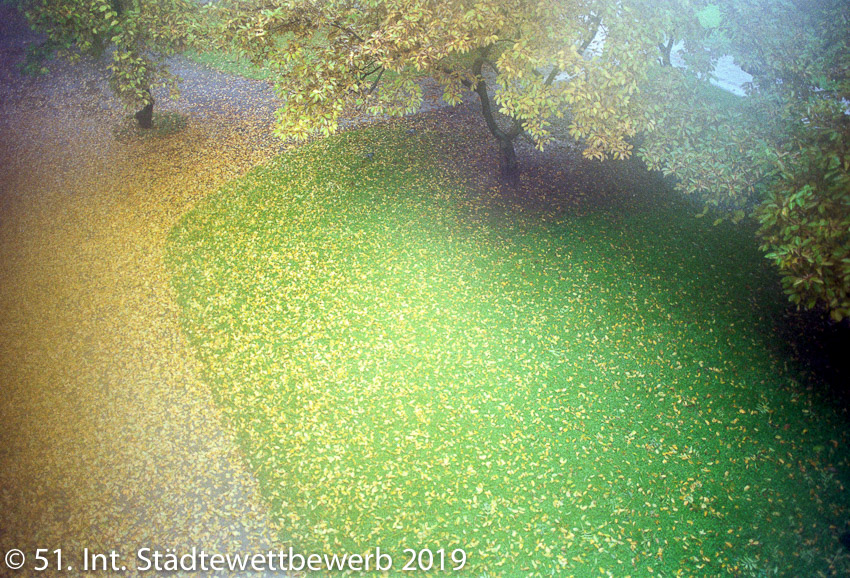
<box><xmin>0</xmin><ymin>6</ymin><xmax>487</xmax><ymax>575</ymax></box>
<box><xmin>167</xmin><ymin>118</ymin><xmax>850</xmax><ymax>576</ymax></box>
<box><xmin>0</xmin><ymin>6</ymin><xmax>291</xmax><ymax>575</ymax></box>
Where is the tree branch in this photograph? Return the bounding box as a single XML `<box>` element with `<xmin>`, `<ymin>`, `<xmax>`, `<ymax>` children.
<box><xmin>330</xmin><ymin>20</ymin><xmax>364</xmax><ymax>43</ymax></box>
<box><xmin>658</xmin><ymin>36</ymin><xmax>674</xmax><ymax>67</ymax></box>
<box><xmin>365</xmin><ymin>66</ymin><xmax>383</xmax><ymax>95</ymax></box>
<box><xmin>472</xmin><ymin>46</ymin><xmax>508</xmax><ymax>141</ymax></box>
<box><xmin>360</xmin><ymin>63</ymin><xmax>381</xmax><ymax>78</ymax></box>
<box><xmin>578</xmin><ymin>14</ymin><xmax>602</xmax><ymax>56</ymax></box>
<box><xmin>543</xmin><ymin>65</ymin><xmax>560</xmax><ymax>86</ymax></box>
<box><xmin>507</xmin><ymin>117</ymin><xmax>524</xmax><ymax>139</ymax></box>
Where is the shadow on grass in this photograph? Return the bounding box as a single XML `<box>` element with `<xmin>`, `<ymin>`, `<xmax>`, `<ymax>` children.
<box><xmin>778</xmin><ymin>309</ymin><xmax>850</xmax><ymax>411</ymax></box>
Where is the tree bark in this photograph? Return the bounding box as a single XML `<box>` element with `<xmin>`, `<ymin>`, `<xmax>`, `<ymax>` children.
<box><xmin>134</xmin><ymin>91</ymin><xmax>154</xmax><ymax>129</ymax></box>
<box><xmin>472</xmin><ymin>48</ymin><xmax>520</xmax><ymax>185</ymax></box>
<box><xmin>497</xmin><ymin>134</ymin><xmax>519</xmax><ymax>185</ymax></box>
<box><xmin>659</xmin><ymin>36</ymin><xmax>674</xmax><ymax>67</ymax></box>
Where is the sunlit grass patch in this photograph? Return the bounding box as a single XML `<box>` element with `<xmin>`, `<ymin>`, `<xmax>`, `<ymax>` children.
<box><xmin>167</xmin><ymin>123</ymin><xmax>850</xmax><ymax>576</ymax></box>
<box><xmin>184</xmin><ymin>47</ymin><xmax>274</xmax><ymax>82</ymax></box>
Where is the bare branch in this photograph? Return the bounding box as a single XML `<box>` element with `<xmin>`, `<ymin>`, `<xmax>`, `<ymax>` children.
<box><xmin>658</xmin><ymin>36</ymin><xmax>674</xmax><ymax>67</ymax></box>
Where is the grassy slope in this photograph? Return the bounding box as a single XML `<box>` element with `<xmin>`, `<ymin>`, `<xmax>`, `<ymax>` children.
<box><xmin>166</xmin><ymin>121</ymin><xmax>850</xmax><ymax>576</ymax></box>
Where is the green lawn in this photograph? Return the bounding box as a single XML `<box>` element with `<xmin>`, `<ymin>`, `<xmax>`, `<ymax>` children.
<box><xmin>166</xmin><ymin>121</ymin><xmax>850</xmax><ymax>576</ymax></box>
<box><xmin>184</xmin><ymin>47</ymin><xmax>275</xmax><ymax>81</ymax></box>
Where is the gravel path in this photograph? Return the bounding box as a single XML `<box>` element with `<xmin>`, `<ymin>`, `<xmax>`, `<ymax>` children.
<box><xmin>0</xmin><ymin>6</ymin><xmax>488</xmax><ymax>575</ymax></box>
<box><xmin>0</xmin><ymin>8</ymin><xmax>289</xmax><ymax>576</ymax></box>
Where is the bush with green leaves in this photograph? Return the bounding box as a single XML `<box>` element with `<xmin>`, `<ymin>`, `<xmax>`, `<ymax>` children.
<box><xmin>640</xmin><ymin>0</ymin><xmax>849</xmax><ymax>320</ymax></box>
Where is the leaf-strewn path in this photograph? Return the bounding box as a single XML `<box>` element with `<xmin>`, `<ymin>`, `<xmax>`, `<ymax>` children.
<box><xmin>0</xmin><ymin>7</ymin><xmax>292</xmax><ymax>575</ymax></box>
<box><xmin>0</xmin><ymin>8</ymin><xmax>470</xmax><ymax>574</ymax></box>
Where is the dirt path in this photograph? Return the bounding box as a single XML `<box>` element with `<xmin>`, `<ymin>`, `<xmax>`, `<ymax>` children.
<box><xmin>0</xmin><ymin>7</ymin><xmax>291</xmax><ymax>575</ymax></box>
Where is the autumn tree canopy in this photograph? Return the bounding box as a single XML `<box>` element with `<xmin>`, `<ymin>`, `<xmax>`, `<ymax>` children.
<box><xmin>25</xmin><ymin>0</ymin><xmax>850</xmax><ymax>319</ymax></box>
<box><xmin>639</xmin><ymin>0</ymin><xmax>849</xmax><ymax>320</ymax></box>
<box><xmin>211</xmin><ymin>0</ymin><xmax>714</xmax><ymax>176</ymax></box>
<box><xmin>209</xmin><ymin>0</ymin><xmax>848</xmax><ymax>320</ymax></box>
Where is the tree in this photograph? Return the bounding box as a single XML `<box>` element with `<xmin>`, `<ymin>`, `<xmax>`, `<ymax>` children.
<box><xmin>638</xmin><ymin>0</ymin><xmax>850</xmax><ymax>320</ymax></box>
<box><xmin>212</xmin><ymin>0</ymin><xmax>713</xmax><ymax>181</ymax></box>
<box><xmin>26</xmin><ymin>0</ymin><xmax>849</xmax><ymax>317</ymax></box>
<box><xmin>25</xmin><ymin>0</ymin><xmax>200</xmax><ymax>127</ymax></box>
<box><xmin>213</xmin><ymin>0</ymin><xmax>848</xmax><ymax>319</ymax></box>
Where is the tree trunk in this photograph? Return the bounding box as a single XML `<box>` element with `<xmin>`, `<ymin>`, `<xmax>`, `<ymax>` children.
<box><xmin>134</xmin><ymin>92</ymin><xmax>154</xmax><ymax>129</ymax></box>
<box><xmin>498</xmin><ymin>135</ymin><xmax>519</xmax><ymax>185</ymax></box>
<box><xmin>472</xmin><ymin>50</ymin><xmax>521</xmax><ymax>186</ymax></box>
<box><xmin>659</xmin><ymin>37</ymin><xmax>674</xmax><ymax>67</ymax></box>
